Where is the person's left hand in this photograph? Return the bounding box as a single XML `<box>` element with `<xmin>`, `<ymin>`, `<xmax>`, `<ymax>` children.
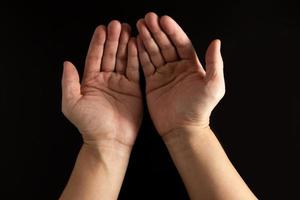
<box><xmin>61</xmin><ymin>21</ymin><xmax>142</xmax><ymax>149</ymax></box>
<box><xmin>136</xmin><ymin>12</ymin><xmax>225</xmax><ymax>137</ymax></box>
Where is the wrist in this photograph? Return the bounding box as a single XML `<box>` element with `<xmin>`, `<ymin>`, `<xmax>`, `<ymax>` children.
<box><xmin>159</xmin><ymin>117</ymin><xmax>211</xmax><ymax>138</ymax></box>
<box><xmin>82</xmin><ymin>138</ymin><xmax>133</xmax><ymax>160</ymax></box>
<box><xmin>162</xmin><ymin>125</ymin><xmax>213</xmax><ymax>153</ymax></box>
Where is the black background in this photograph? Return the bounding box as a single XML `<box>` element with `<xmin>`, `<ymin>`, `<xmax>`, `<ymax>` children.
<box><xmin>1</xmin><ymin>0</ymin><xmax>299</xmax><ymax>199</ymax></box>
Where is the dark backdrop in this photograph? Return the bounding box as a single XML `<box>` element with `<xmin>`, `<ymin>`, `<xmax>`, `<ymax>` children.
<box><xmin>1</xmin><ymin>0</ymin><xmax>299</xmax><ymax>199</ymax></box>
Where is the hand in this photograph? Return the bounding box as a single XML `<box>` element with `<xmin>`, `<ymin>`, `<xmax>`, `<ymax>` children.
<box><xmin>136</xmin><ymin>12</ymin><xmax>225</xmax><ymax>137</ymax></box>
<box><xmin>61</xmin><ymin>21</ymin><xmax>142</xmax><ymax>148</ymax></box>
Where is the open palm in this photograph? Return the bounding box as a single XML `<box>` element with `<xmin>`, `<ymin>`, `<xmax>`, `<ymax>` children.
<box><xmin>137</xmin><ymin>13</ymin><xmax>225</xmax><ymax>136</ymax></box>
<box><xmin>62</xmin><ymin>21</ymin><xmax>142</xmax><ymax>147</ymax></box>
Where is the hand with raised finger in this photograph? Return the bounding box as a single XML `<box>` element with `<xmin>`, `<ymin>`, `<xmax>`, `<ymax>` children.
<box><xmin>61</xmin><ymin>21</ymin><xmax>142</xmax><ymax>149</ymax></box>
<box><xmin>136</xmin><ymin>12</ymin><xmax>225</xmax><ymax>137</ymax></box>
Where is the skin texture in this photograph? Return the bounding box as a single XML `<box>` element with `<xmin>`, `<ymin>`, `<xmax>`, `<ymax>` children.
<box><xmin>60</xmin><ymin>12</ymin><xmax>257</xmax><ymax>200</ymax></box>
<box><xmin>137</xmin><ymin>12</ymin><xmax>257</xmax><ymax>200</ymax></box>
<box><xmin>60</xmin><ymin>21</ymin><xmax>142</xmax><ymax>200</ymax></box>
<box><xmin>136</xmin><ymin>12</ymin><xmax>225</xmax><ymax>137</ymax></box>
<box><xmin>62</xmin><ymin>21</ymin><xmax>142</xmax><ymax>147</ymax></box>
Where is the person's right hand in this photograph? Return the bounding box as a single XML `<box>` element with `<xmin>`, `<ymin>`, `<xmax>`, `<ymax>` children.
<box><xmin>136</xmin><ymin>12</ymin><xmax>225</xmax><ymax>137</ymax></box>
<box><xmin>61</xmin><ymin>21</ymin><xmax>142</xmax><ymax>148</ymax></box>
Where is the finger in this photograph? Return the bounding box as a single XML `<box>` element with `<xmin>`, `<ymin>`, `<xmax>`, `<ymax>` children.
<box><xmin>136</xmin><ymin>19</ymin><xmax>165</xmax><ymax>68</ymax></box>
<box><xmin>126</xmin><ymin>37</ymin><xmax>139</xmax><ymax>82</ymax></box>
<box><xmin>83</xmin><ymin>25</ymin><xmax>106</xmax><ymax>83</ymax></box>
<box><xmin>101</xmin><ymin>20</ymin><xmax>122</xmax><ymax>72</ymax></box>
<box><xmin>62</xmin><ymin>61</ymin><xmax>81</xmax><ymax>108</ymax></box>
<box><xmin>205</xmin><ymin>39</ymin><xmax>224</xmax><ymax>80</ymax></box>
<box><xmin>137</xmin><ymin>35</ymin><xmax>155</xmax><ymax>77</ymax></box>
<box><xmin>144</xmin><ymin>12</ymin><xmax>178</xmax><ymax>62</ymax></box>
<box><xmin>159</xmin><ymin>15</ymin><xmax>195</xmax><ymax>60</ymax></box>
<box><xmin>115</xmin><ymin>23</ymin><xmax>131</xmax><ymax>74</ymax></box>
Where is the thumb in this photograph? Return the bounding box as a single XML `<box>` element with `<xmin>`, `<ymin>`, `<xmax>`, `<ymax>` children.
<box><xmin>62</xmin><ymin>61</ymin><xmax>81</xmax><ymax>104</ymax></box>
<box><xmin>205</xmin><ymin>39</ymin><xmax>224</xmax><ymax>80</ymax></box>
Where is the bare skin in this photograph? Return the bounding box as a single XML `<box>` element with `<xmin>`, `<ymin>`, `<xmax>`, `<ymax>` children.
<box><xmin>60</xmin><ymin>20</ymin><xmax>142</xmax><ymax>200</ymax></box>
<box><xmin>60</xmin><ymin>12</ymin><xmax>257</xmax><ymax>200</ymax></box>
<box><xmin>62</xmin><ymin>21</ymin><xmax>142</xmax><ymax>147</ymax></box>
<box><xmin>137</xmin><ymin>12</ymin><xmax>257</xmax><ymax>200</ymax></box>
<box><xmin>136</xmin><ymin>13</ymin><xmax>225</xmax><ymax>136</ymax></box>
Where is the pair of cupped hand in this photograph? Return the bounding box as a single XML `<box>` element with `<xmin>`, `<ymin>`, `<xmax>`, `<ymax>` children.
<box><xmin>61</xmin><ymin>12</ymin><xmax>225</xmax><ymax>148</ymax></box>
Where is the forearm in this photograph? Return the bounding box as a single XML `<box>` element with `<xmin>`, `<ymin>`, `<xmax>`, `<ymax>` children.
<box><xmin>59</xmin><ymin>141</ymin><xmax>131</xmax><ymax>200</ymax></box>
<box><xmin>163</xmin><ymin>126</ymin><xmax>257</xmax><ymax>200</ymax></box>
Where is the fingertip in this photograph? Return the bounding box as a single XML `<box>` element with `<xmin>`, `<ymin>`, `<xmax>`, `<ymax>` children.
<box><xmin>145</xmin><ymin>11</ymin><xmax>157</xmax><ymax>18</ymax></box>
<box><xmin>62</xmin><ymin>61</ymin><xmax>68</xmax><ymax>77</ymax></box>
<box><xmin>61</xmin><ymin>61</ymin><xmax>81</xmax><ymax>103</ymax></box>
<box><xmin>160</xmin><ymin>17</ymin><xmax>175</xmax><ymax>36</ymax></box>
<box><xmin>145</xmin><ymin>12</ymin><xmax>158</xmax><ymax>23</ymax></box>
<box><xmin>145</xmin><ymin>12</ymin><xmax>160</xmax><ymax>31</ymax></box>
<box><xmin>93</xmin><ymin>26</ymin><xmax>105</xmax><ymax>39</ymax></box>
<box><xmin>63</xmin><ymin>60</ymin><xmax>68</xmax><ymax>67</ymax></box>
<box><xmin>95</xmin><ymin>25</ymin><xmax>106</xmax><ymax>33</ymax></box>
<box><xmin>136</xmin><ymin>18</ymin><xmax>144</xmax><ymax>29</ymax></box>
<box><xmin>122</xmin><ymin>23</ymin><xmax>131</xmax><ymax>33</ymax></box>
<box><xmin>218</xmin><ymin>39</ymin><xmax>222</xmax><ymax>51</ymax></box>
<box><xmin>62</xmin><ymin>61</ymin><xmax>79</xmax><ymax>83</ymax></box>
<box><xmin>109</xmin><ymin>20</ymin><xmax>121</xmax><ymax>27</ymax></box>
<box><xmin>136</xmin><ymin>19</ymin><xmax>155</xmax><ymax>44</ymax></box>
<box><xmin>93</xmin><ymin>25</ymin><xmax>107</xmax><ymax>43</ymax></box>
<box><xmin>159</xmin><ymin>15</ymin><xmax>171</xmax><ymax>27</ymax></box>
<box><xmin>213</xmin><ymin>39</ymin><xmax>221</xmax><ymax>50</ymax></box>
<box><xmin>205</xmin><ymin>39</ymin><xmax>224</xmax><ymax>78</ymax></box>
<box><xmin>108</xmin><ymin>20</ymin><xmax>122</xmax><ymax>34</ymax></box>
<box><xmin>212</xmin><ymin>39</ymin><xmax>222</xmax><ymax>58</ymax></box>
<box><xmin>63</xmin><ymin>61</ymin><xmax>73</xmax><ymax>70</ymax></box>
<box><xmin>160</xmin><ymin>15</ymin><xmax>170</xmax><ymax>22</ymax></box>
<box><xmin>119</xmin><ymin>23</ymin><xmax>131</xmax><ymax>44</ymax></box>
